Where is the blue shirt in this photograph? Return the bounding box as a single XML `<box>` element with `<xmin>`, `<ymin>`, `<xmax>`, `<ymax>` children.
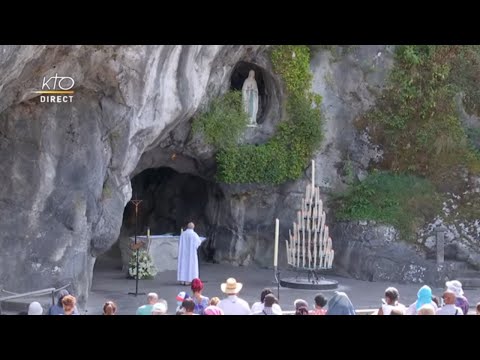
<box><xmin>136</xmin><ymin>304</ymin><xmax>154</xmax><ymax>315</ymax></box>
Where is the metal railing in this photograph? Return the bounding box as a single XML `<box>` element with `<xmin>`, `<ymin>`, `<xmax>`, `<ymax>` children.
<box><xmin>0</xmin><ymin>283</ymin><xmax>71</xmax><ymax>315</ymax></box>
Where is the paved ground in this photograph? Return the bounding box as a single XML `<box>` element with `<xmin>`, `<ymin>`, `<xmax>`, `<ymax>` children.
<box><xmin>86</xmin><ymin>260</ymin><xmax>480</xmax><ymax>315</ymax></box>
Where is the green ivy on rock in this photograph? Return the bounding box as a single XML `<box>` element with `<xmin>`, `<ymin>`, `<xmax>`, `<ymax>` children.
<box><xmin>270</xmin><ymin>45</ymin><xmax>313</xmax><ymax>97</ymax></box>
<box><xmin>359</xmin><ymin>45</ymin><xmax>480</xmax><ymax>184</ymax></box>
<box><xmin>334</xmin><ymin>171</ymin><xmax>442</xmax><ymax>241</ymax></box>
<box><xmin>339</xmin><ymin>45</ymin><xmax>480</xmax><ymax>236</ymax></box>
<box><xmin>215</xmin><ymin>45</ymin><xmax>324</xmax><ymax>184</ymax></box>
<box><xmin>192</xmin><ymin>91</ymin><xmax>248</xmax><ymax>150</ymax></box>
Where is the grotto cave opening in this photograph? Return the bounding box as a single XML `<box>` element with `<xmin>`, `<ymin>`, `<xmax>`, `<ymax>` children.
<box><xmin>230</xmin><ymin>61</ymin><xmax>269</xmax><ymax>124</ymax></box>
<box><xmin>94</xmin><ymin>167</ymin><xmax>225</xmax><ymax>274</ymax></box>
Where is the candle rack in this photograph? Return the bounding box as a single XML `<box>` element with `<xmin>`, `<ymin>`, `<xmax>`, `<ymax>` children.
<box><xmin>280</xmin><ymin>159</ymin><xmax>338</xmax><ymax>290</ymax></box>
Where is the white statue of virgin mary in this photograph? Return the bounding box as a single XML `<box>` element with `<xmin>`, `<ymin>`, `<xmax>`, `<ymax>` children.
<box><xmin>242</xmin><ymin>70</ymin><xmax>259</xmax><ymax>126</ymax></box>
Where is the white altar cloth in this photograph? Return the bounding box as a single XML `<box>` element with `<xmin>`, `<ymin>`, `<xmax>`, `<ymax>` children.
<box><xmin>128</xmin><ymin>235</ymin><xmax>206</xmax><ymax>273</ymax></box>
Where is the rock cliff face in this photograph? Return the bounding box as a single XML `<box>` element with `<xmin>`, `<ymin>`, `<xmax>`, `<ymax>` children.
<box><xmin>0</xmin><ymin>45</ymin><xmax>265</xmax><ymax>304</ymax></box>
<box><xmin>332</xmin><ymin>221</ymin><xmax>472</xmax><ymax>285</ymax></box>
<box><xmin>119</xmin><ymin>45</ymin><xmax>396</xmax><ymax>273</ymax></box>
<box><xmin>1</xmin><ymin>45</ymin><xmax>478</xmax><ymax>305</ymax></box>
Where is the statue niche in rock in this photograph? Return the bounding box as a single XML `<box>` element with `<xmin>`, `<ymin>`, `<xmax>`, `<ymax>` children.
<box><xmin>242</xmin><ymin>70</ymin><xmax>259</xmax><ymax>127</ymax></box>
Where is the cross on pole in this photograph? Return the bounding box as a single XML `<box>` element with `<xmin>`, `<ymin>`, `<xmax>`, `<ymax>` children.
<box><xmin>128</xmin><ymin>194</ymin><xmax>145</xmax><ymax>297</ymax></box>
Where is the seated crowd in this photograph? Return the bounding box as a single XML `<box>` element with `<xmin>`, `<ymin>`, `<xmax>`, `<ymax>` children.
<box><xmin>21</xmin><ymin>278</ymin><xmax>480</xmax><ymax>315</ymax></box>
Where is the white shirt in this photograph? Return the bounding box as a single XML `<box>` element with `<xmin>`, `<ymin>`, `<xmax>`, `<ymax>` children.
<box><xmin>218</xmin><ymin>295</ymin><xmax>251</xmax><ymax>315</ymax></box>
<box><xmin>381</xmin><ymin>302</ymin><xmax>407</xmax><ymax>315</ymax></box>
<box><xmin>251</xmin><ymin>302</ymin><xmax>282</xmax><ymax>314</ymax></box>
<box><xmin>436</xmin><ymin>304</ymin><xmax>463</xmax><ymax>315</ymax></box>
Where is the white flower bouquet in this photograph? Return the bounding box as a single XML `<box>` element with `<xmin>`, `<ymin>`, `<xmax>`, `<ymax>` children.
<box><xmin>128</xmin><ymin>249</ymin><xmax>157</xmax><ymax>279</ymax></box>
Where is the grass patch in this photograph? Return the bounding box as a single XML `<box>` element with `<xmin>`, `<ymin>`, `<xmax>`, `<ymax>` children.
<box><xmin>334</xmin><ymin>171</ymin><xmax>443</xmax><ymax>240</ymax></box>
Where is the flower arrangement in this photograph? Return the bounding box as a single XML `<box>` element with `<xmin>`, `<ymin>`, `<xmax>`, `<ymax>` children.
<box><xmin>128</xmin><ymin>249</ymin><xmax>157</xmax><ymax>279</ymax></box>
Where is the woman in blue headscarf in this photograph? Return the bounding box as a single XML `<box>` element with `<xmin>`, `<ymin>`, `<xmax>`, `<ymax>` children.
<box><xmin>326</xmin><ymin>292</ymin><xmax>356</xmax><ymax>315</ymax></box>
<box><xmin>406</xmin><ymin>285</ymin><xmax>438</xmax><ymax>315</ymax></box>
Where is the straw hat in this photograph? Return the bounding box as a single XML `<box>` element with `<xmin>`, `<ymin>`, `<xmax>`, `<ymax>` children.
<box><xmin>221</xmin><ymin>278</ymin><xmax>243</xmax><ymax>294</ymax></box>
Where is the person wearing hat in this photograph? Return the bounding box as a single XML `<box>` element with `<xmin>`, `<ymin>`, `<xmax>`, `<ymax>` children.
<box><xmin>217</xmin><ymin>278</ymin><xmax>251</xmax><ymax>315</ymax></box>
<box><xmin>436</xmin><ymin>289</ymin><xmax>463</xmax><ymax>315</ymax></box>
<box><xmin>294</xmin><ymin>299</ymin><xmax>308</xmax><ymax>310</ymax></box>
<box><xmin>175</xmin><ymin>291</ymin><xmax>189</xmax><ymax>314</ymax></box>
<box><xmin>28</xmin><ymin>302</ymin><xmax>43</xmax><ymax>315</ymax></box>
<box><xmin>294</xmin><ymin>299</ymin><xmax>309</xmax><ymax>315</ymax></box>
<box><xmin>446</xmin><ymin>280</ymin><xmax>469</xmax><ymax>315</ymax></box>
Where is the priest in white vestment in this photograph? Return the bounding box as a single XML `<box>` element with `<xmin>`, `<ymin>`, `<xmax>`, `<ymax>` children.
<box><xmin>177</xmin><ymin>222</ymin><xmax>205</xmax><ymax>285</ymax></box>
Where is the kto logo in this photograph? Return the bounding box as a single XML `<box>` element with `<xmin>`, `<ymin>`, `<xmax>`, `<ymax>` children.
<box><xmin>33</xmin><ymin>74</ymin><xmax>75</xmax><ymax>103</ymax></box>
